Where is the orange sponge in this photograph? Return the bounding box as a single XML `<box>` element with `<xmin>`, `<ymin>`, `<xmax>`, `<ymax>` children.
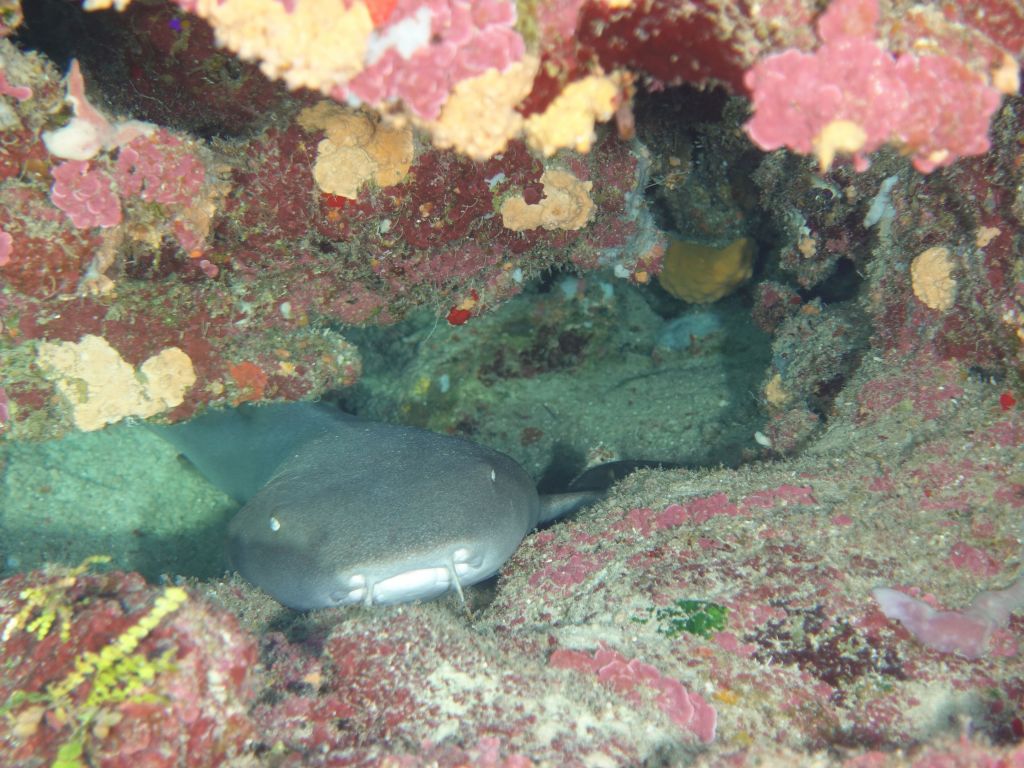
<box><xmin>657</xmin><ymin>237</ymin><xmax>755</xmax><ymax>304</ymax></box>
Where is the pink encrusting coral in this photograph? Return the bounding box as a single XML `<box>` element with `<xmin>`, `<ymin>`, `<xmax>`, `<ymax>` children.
<box><xmin>744</xmin><ymin>0</ymin><xmax>1006</xmax><ymax>172</ymax></box>
<box><xmin>41</xmin><ymin>65</ymin><xmax>210</xmax><ymax>234</ymax></box>
<box><xmin>606</xmin><ymin>492</ymin><xmax>746</xmax><ymax>537</ymax></box>
<box><xmin>0</xmin><ymin>229</ymin><xmax>12</xmax><ymax>266</ymax></box>
<box><xmin>48</xmin><ymin>133</ymin><xmax>209</xmax><ymax>234</ymax></box>
<box><xmin>0</xmin><ymin>69</ymin><xmax>31</xmax><ymax>101</ymax></box>
<box><xmin>114</xmin><ymin>131</ymin><xmax>206</xmax><ymax>206</ymax></box>
<box><xmin>526</xmin><ymin>533</ymin><xmax>614</xmax><ymax>591</ymax></box>
<box><xmin>49</xmin><ymin>160</ymin><xmax>122</xmax><ymax>229</ymax></box>
<box><xmin>335</xmin><ymin>0</ymin><xmax>525</xmax><ymax>119</ymax></box>
<box><xmin>550</xmin><ymin>644</ymin><xmax>717</xmax><ymax>743</ymax></box>
<box><xmin>947</xmin><ymin>541</ymin><xmax>1003</xmax><ymax>578</ymax></box>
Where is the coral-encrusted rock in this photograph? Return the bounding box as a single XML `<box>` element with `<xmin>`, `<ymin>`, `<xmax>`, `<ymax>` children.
<box><xmin>248</xmin><ymin>606</ymin><xmax>710</xmax><ymax>766</ymax></box>
<box><xmin>0</xmin><ymin>566</ymin><xmax>258</xmax><ymax>768</ymax></box>
<box><xmin>0</xmin><ymin>29</ymin><xmax>658</xmax><ymax>439</ymax></box>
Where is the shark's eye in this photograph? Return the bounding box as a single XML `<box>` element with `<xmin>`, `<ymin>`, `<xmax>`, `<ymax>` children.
<box><xmin>268</xmin><ymin>516</ymin><xmax>281</xmax><ymax>532</ymax></box>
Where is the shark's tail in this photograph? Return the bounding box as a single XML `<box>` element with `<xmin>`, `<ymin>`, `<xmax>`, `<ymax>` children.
<box><xmin>537</xmin><ymin>490</ymin><xmax>604</xmax><ymax>525</ymax></box>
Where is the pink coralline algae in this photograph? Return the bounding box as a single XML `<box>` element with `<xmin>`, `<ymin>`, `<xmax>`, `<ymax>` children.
<box><xmin>49</xmin><ymin>160</ymin><xmax>122</xmax><ymax>229</ymax></box>
<box><xmin>741</xmin><ymin>484</ymin><xmax>818</xmax><ymax>510</ymax></box>
<box><xmin>947</xmin><ymin>541</ymin><xmax>1003</xmax><ymax>577</ymax></box>
<box><xmin>855</xmin><ymin>352</ymin><xmax>964</xmax><ymax>422</ymax></box>
<box><xmin>549</xmin><ymin>644</ymin><xmax>717</xmax><ymax>743</ymax></box>
<box><xmin>0</xmin><ymin>229</ymin><xmax>11</xmax><ymax>266</ymax></box>
<box><xmin>0</xmin><ymin>69</ymin><xmax>31</xmax><ymax>101</ymax></box>
<box><xmin>49</xmin><ymin>133</ymin><xmax>208</xmax><ymax>234</ymax></box>
<box><xmin>336</xmin><ymin>0</ymin><xmax>524</xmax><ymax>119</ymax></box>
<box><xmin>526</xmin><ymin>536</ymin><xmax>613</xmax><ymax>591</ymax></box>
<box><xmin>385</xmin><ymin>737</ymin><xmax>535</xmax><ymax>767</ymax></box>
<box><xmin>605</xmin><ymin>494</ymin><xmax>745</xmax><ymax>538</ymax></box>
<box><xmin>114</xmin><ymin>131</ymin><xmax>206</xmax><ymax>207</ymax></box>
<box><xmin>744</xmin><ymin>0</ymin><xmax>1006</xmax><ymax>172</ymax></box>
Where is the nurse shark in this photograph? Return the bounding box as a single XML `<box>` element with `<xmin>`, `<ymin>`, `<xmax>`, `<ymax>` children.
<box><xmin>154</xmin><ymin>403</ymin><xmax>600</xmax><ymax>610</ymax></box>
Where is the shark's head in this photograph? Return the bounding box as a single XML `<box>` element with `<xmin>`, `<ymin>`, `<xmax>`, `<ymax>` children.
<box><xmin>225</xmin><ymin>422</ymin><xmax>541</xmax><ymax>610</ymax></box>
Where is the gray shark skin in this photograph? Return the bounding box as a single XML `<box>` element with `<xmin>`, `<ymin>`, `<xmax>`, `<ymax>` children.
<box><xmin>154</xmin><ymin>403</ymin><xmax>595</xmax><ymax>610</ymax></box>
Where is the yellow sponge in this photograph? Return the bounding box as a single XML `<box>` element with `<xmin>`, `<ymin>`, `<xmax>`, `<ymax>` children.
<box><xmin>658</xmin><ymin>237</ymin><xmax>755</xmax><ymax>304</ymax></box>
